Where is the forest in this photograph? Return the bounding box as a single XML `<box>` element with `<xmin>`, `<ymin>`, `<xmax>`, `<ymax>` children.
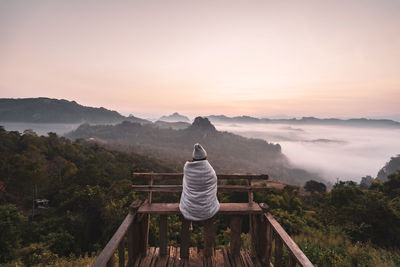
<box><xmin>1</xmin><ymin>127</ymin><xmax>400</xmax><ymax>266</ymax></box>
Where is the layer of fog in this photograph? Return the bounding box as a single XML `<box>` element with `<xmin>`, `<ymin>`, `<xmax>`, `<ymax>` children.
<box><xmin>213</xmin><ymin>122</ymin><xmax>400</xmax><ymax>182</ymax></box>
<box><xmin>0</xmin><ymin>122</ymin><xmax>82</xmax><ymax>136</ymax></box>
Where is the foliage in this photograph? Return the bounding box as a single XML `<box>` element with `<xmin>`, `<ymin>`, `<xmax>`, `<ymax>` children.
<box><xmin>0</xmin><ymin>205</ymin><xmax>26</xmax><ymax>262</ymax></box>
<box><xmin>304</xmin><ymin>180</ymin><xmax>327</xmax><ymax>194</ymax></box>
<box><xmin>0</xmin><ymin>129</ymin><xmax>173</xmax><ymax>264</ymax></box>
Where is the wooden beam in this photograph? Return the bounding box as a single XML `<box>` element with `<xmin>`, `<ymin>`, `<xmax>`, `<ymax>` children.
<box><xmin>132</xmin><ymin>185</ymin><xmax>270</xmax><ymax>192</ymax></box>
<box><xmin>93</xmin><ymin>213</ymin><xmax>135</xmax><ymax>267</ymax></box>
<box><xmin>265</xmin><ymin>213</ymin><xmax>313</xmax><ymax>267</ymax></box>
<box><xmin>137</xmin><ymin>203</ymin><xmax>262</xmax><ymax>215</ymax></box>
<box><xmin>133</xmin><ymin>173</ymin><xmax>268</xmax><ymax>180</ymax></box>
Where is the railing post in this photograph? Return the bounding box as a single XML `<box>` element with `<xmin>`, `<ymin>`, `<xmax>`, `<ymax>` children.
<box><xmin>127</xmin><ymin>199</ymin><xmax>143</xmax><ymax>266</ymax></box>
<box><xmin>255</xmin><ymin>203</ymin><xmax>270</xmax><ymax>262</ymax></box>
<box><xmin>203</xmin><ymin>217</ymin><xmax>215</xmax><ymax>258</ymax></box>
<box><xmin>274</xmin><ymin>234</ymin><xmax>283</xmax><ymax>267</ymax></box>
<box><xmin>247</xmin><ymin>178</ymin><xmax>257</xmax><ymax>257</ymax></box>
<box><xmin>180</xmin><ymin>217</ymin><xmax>191</xmax><ymax>259</ymax></box>
<box><xmin>288</xmin><ymin>254</ymin><xmax>297</xmax><ymax>267</ymax></box>
<box><xmin>118</xmin><ymin>241</ymin><xmax>124</xmax><ymax>267</ymax></box>
<box><xmin>230</xmin><ymin>215</ymin><xmax>243</xmax><ymax>255</ymax></box>
<box><xmin>159</xmin><ymin>215</ymin><xmax>168</xmax><ymax>256</ymax></box>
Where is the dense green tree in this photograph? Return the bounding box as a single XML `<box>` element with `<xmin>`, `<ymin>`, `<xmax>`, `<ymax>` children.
<box><xmin>304</xmin><ymin>180</ymin><xmax>327</xmax><ymax>194</ymax></box>
<box><xmin>0</xmin><ymin>205</ymin><xmax>26</xmax><ymax>262</ymax></box>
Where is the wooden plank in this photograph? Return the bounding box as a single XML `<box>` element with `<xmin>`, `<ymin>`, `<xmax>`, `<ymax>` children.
<box><xmin>138</xmin><ymin>203</ymin><xmax>262</xmax><ymax>215</ymax></box>
<box><xmin>221</xmin><ymin>247</ymin><xmax>232</xmax><ymax>267</ymax></box>
<box><xmin>93</xmin><ymin>213</ymin><xmax>135</xmax><ymax>267</ymax></box>
<box><xmin>265</xmin><ymin>213</ymin><xmax>313</xmax><ymax>267</ymax></box>
<box><xmin>230</xmin><ymin>215</ymin><xmax>243</xmax><ymax>255</ymax></box>
<box><xmin>155</xmin><ymin>247</ymin><xmax>169</xmax><ymax>267</ymax></box>
<box><xmin>140</xmin><ymin>247</ymin><xmax>155</xmax><ymax>267</ymax></box>
<box><xmin>159</xmin><ymin>215</ymin><xmax>168</xmax><ymax>256</ymax></box>
<box><xmin>274</xmin><ymin>236</ymin><xmax>283</xmax><ymax>267</ymax></box>
<box><xmin>132</xmin><ymin>185</ymin><xmax>270</xmax><ymax>192</ymax></box>
<box><xmin>239</xmin><ymin>250</ymin><xmax>250</xmax><ymax>267</ymax></box>
<box><xmin>203</xmin><ymin>217</ymin><xmax>215</xmax><ymax>258</ymax></box>
<box><xmin>133</xmin><ymin>173</ymin><xmax>268</xmax><ymax>180</ymax></box>
<box><xmin>180</xmin><ymin>218</ymin><xmax>191</xmax><ymax>259</ymax></box>
<box><xmin>215</xmin><ymin>249</ymin><xmax>225</xmax><ymax>267</ymax></box>
<box><xmin>189</xmin><ymin>247</ymin><xmax>202</xmax><ymax>267</ymax></box>
<box><xmin>174</xmin><ymin>247</ymin><xmax>181</xmax><ymax>267</ymax></box>
<box><xmin>243</xmin><ymin>250</ymin><xmax>255</xmax><ymax>267</ymax></box>
<box><xmin>150</xmin><ymin>248</ymin><xmax>159</xmax><ymax>267</ymax></box>
<box><xmin>167</xmin><ymin>247</ymin><xmax>176</xmax><ymax>267</ymax></box>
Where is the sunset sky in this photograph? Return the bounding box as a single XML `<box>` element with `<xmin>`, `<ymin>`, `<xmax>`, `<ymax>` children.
<box><xmin>1</xmin><ymin>0</ymin><xmax>399</xmax><ymax>119</ymax></box>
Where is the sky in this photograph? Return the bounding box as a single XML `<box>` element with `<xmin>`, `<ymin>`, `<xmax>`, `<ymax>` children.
<box><xmin>1</xmin><ymin>0</ymin><xmax>400</xmax><ymax>119</ymax></box>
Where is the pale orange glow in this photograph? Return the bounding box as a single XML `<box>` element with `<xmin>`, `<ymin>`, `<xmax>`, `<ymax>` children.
<box><xmin>0</xmin><ymin>0</ymin><xmax>399</xmax><ymax>118</ymax></box>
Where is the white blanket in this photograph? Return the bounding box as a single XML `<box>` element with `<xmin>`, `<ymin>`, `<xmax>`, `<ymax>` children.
<box><xmin>179</xmin><ymin>160</ymin><xmax>220</xmax><ymax>221</ymax></box>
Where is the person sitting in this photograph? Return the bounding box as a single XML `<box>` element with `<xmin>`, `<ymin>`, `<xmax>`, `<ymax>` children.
<box><xmin>179</xmin><ymin>143</ymin><xmax>220</xmax><ymax>221</ymax></box>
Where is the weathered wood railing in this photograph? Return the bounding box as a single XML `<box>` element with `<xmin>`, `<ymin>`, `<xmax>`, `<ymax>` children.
<box><xmin>93</xmin><ymin>173</ymin><xmax>313</xmax><ymax>267</ymax></box>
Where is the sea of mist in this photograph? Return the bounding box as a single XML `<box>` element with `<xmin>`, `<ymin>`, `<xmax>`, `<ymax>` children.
<box><xmin>213</xmin><ymin>122</ymin><xmax>400</xmax><ymax>183</ymax></box>
<box><xmin>2</xmin><ymin>121</ymin><xmax>400</xmax><ymax>183</ymax></box>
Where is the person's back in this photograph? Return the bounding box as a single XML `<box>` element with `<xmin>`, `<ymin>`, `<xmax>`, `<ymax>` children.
<box><xmin>179</xmin><ymin>143</ymin><xmax>220</xmax><ymax>221</ymax></box>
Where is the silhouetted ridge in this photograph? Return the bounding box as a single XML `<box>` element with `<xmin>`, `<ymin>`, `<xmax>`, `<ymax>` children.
<box><xmin>159</xmin><ymin>112</ymin><xmax>190</xmax><ymax>122</ymax></box>
<box><xmin>189</xmin><ymin>117</ymin><xmax>216</xmax><ymax>131</ymax></box>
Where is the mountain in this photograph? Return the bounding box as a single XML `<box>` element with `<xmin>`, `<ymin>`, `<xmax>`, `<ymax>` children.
<box><xmin>0</xmin><ymin>98</ymin><xmax>149</xmax><ymax>124</ymax></box>
<box><xmin>159</xmin><ymin>112</ymin><xmax>190</xmax><ymax>123</ymax></box>
<box><xmin>66</xmin><ymin>117</ymin><xmax>322</xmax><ymax>185</ymax></box>
<box><xmin>207</xmin><ymin>115</ymin><xmax>400</xmax><ymax>128</ymax></box>
<box><xmin>377</xmin><ymin>155</ymin><xmax>400</xmax><ymax>181</ymax></box>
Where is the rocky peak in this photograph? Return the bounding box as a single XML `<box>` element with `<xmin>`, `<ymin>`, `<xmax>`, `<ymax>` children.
<box><xmin>189</xmin><ymin>117</ymin><xmax>216</xmax><ymax>131</ymax></box>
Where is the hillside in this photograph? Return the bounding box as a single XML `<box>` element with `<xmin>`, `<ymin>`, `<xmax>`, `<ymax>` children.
<box><xmin>0</xmin><ymin>127</ymin><xmax>173</xmax><ymax>264</ymax></box>
<box><xmin>67</xmin><ymin>117</ymin><xmax>321</xmax><ymax>185</ymax></box>
<box><xmin>377</xmin><ymin>154</ymin><xmax>400</xmax><ymax>181</ymax></box>
<box><xmin>0</xmin><ymin>98</ymin><xmax>148</xmax><ymax>124</ymax></box>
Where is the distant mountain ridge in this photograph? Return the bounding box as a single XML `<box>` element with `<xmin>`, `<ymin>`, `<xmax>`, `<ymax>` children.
<box><xmin>207</xmin><ymin>115</ymin><xmax>400</xmax><ymax>128</ymax></box>
<box><xmin>159</xmin><ymin>112</ymin><xmax>190</xmax><ymax>122</ymax></box>
<box><xmin>0</xmin><ymin>98</ymin><xmax>148</xmax><ymax>124</ymax></box>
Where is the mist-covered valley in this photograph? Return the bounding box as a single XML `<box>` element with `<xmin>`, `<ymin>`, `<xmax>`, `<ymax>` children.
<box><xmin>211</xmin><ymin>121</ymin><xmax>400</xmax><ymax>182</ymax></box>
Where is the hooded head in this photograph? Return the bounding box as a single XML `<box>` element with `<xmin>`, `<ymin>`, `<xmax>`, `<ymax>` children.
<box><xmin>192</xmin><ymin>143</ymin><xmax>207</xmax><ymax>160</ymax></box>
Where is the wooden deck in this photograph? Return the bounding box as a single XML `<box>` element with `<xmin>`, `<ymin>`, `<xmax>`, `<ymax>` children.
<box><xmin>132</xmin><ymin>246</ymin><xmax>262</xmax><ymax>267</ymax></box>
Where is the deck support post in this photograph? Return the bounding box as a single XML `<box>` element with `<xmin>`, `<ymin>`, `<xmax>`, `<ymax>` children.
<box><xmin>159</xmin><ymin>215</ymin><xmax>168</xmax><ymax>256</ymax></box>
<box><xmin>180</xmin><ymin>217</ymin><xmax>191</xmax><ymax>259</ymax></box>
<box><xmin>118</xmin><ymin>241</ymin><xmax>124</xmax><ymax>267</ymax></box>
<box><xmin>274</xmin><ymin>235</ymin><xmax>284</xmax><ymax>267</ymax></box>
<box><xmin>127</xmin><ymin>200</ymin><xmax>144</xmax><ymax>266</ymax></box>
<box><xmin>203</xmin><ymin>217</ymin><xmax>215</xmax><ymax>258</ymax></box>
<box><xmin>230</xmin><ymin>215</ymin><xmax>243</xmax><ymax>255</ymax></box>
